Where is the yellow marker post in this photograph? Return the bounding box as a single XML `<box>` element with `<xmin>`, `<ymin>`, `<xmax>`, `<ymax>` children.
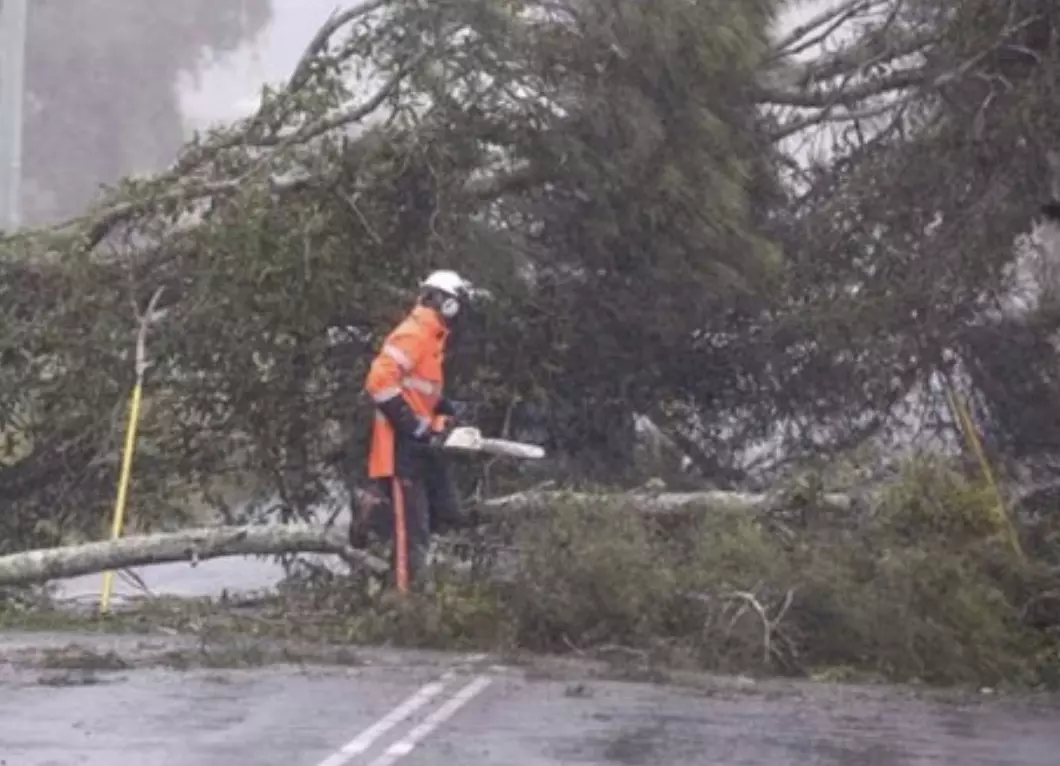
<box><xmin>99</xmin><ymin>288</ymin><xmax>165</xmax><ymax>615</ymax></box>
<box><xmin>945</xmin><ymin>385</ymin><xmax>1025</xmax><ymax>562</ymax></box>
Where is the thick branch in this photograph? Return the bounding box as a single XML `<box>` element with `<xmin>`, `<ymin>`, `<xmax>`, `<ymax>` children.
<box><xmin>770</xmin><ymin>0</ymin><xmax>883</xmax><ymax>58</ymax></box>
<box><xmin>757</xmin><ymin>68</ymin><xmax>926</xmax><ymax>109</ymax></box>
<box><xmin>0</xmin><ymin>524</ymin><xmax>388</xmax><ymax>587</ymax></box>
<box><xmin>788</xmin><ymin>30</ymin><xmax>938</xmax><ymax>90</ymax></box>
<box><xmin>72</xmin><ymin>171</ymin><xmax>317</xmax><ymax>252</ymax></box>
<box><xmin>42</xmin><ymin>0</ymin><xmax>404</xmax><ymax>252</ymax></box>
<box><xmin>463</xmin><ymin>160</ymin><xmax>550</xmax><ymax>200</ymax></box>
<box><xmin>762</xmin><ymin>12</ymin><xmax>1041</xmax><ymax>111</ymax></box>
<box><xmin>166</xmin><ymin>0</ymin><xmax>395</xmax><ymax>179</ymax></box>
<box><xmin>69</xmin><ymin>134</ymin><xmax>545</xmax><ymax>254</ymax></box>
<box><xmin>285</xmin><ymin>0</ymin><xmax>393</xmax><ymax>95</ymax></box>
<box><xmin>769</xmin><ymin>93</ymin><xmax>915</xmax><ymax>142</ymax></box>
<box><xmin>60</xmin><ymin>50</ymin><xmax>432</xmax><ymax>251</ymax></box>
<box><xmin>262</xmin><ymin>49</ymin><xmax>430</xmax><ymax>148</ymax></box>
<box><xmin>480</xmin><ymin>489</ymin><xmax>855</xmax><ymax>515</ymax></box>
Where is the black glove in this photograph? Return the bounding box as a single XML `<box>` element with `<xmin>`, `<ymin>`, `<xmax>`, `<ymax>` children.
<box><xmin>424</xmin><ymin>416</ymin><xmax>456</xmax><ymax>448</ymax></box>
<box><xmin>436</xmin><ymin>397</ymin><xmax>477</xmax><ymax>423</ymax></box>
<box><xmin>377</xmin><ymin>396</ymin><xmax>430</xmax><ymax>441</ymax></box>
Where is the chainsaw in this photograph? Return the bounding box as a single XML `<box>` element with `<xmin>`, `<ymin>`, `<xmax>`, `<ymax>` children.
<box><xmin>441</xmin><ymin>425</ymin><xmax>546</xmax><ymax>460</ymax></box>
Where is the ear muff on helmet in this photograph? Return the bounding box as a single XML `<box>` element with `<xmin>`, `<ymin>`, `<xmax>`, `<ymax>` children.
<box><xmin>439</xmin><ymin>295</ymin><xmax>460</xmax><ymax>318</ymax></box>
<box><xmin>419</xmin><ymin>286</ymin><xmax>463</xmax><ymax>320</ymax></box>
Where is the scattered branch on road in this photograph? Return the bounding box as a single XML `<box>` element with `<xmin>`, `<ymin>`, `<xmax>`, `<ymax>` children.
<box><xmin>723</xmin><ymin>585</ymin><xmax>797</xmax><ymax>666</ymax></box>
<box><xmin>0</xmin><ymin>525</ymin><xmax>388</xmax><ymax>587</ymax></box>
<box><xmin>687</xmin><ymin>583</ymin><xmax>798</xmax><ymax>667</ymax></box>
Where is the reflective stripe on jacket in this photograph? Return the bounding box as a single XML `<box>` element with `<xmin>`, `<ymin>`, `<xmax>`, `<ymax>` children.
<box><xmin>364</xmin><ymin>305</ymin><xmax>449</xmax><ymax>478</ymax></box>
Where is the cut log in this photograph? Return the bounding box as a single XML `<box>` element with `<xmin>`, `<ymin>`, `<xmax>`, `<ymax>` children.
<box><xmin>0</xmin><ymin>524</ymin><xmax>389</xmax><ymax>587</ymax></box>
<box><xmin>480</xmin><ymin>488</ymin><xmax>855</xmax><ymax>515</ymax></box>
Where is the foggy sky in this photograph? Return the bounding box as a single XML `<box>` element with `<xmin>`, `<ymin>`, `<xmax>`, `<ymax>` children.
<box><xmin>179</xmin><ymin>0</ymin><xmax>836</xmax><ymax>131</ymax></box>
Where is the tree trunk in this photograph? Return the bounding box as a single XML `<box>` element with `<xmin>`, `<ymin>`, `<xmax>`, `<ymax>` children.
<box><xmin>479</xmin><ymin>487</ymin><xmax>855</xmax><ymax>515</ymax></box>
<box><xmin>0</xmin><ymin>524</ymin><xmax>388</xmax><ymax>587</ymax></box>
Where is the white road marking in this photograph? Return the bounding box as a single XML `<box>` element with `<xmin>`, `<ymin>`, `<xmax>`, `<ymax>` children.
<box><xmin>314</xmin><ymin>679</ymin><xmax>449</xmax><ymax>766</ymax></box>
<box><xmin>313</xmin><ymin>654</ymin><xmax>492</xmax><ymax>766</ymax></box>
<box><xmin>366</xmin><ymin>675</ymin><xmax>493</xmax><ymax>766</ymax></box>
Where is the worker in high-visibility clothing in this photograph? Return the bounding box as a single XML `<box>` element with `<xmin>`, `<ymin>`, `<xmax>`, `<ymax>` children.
<box><xmin>359</xmin><ymin>269</ymin><xmax>473</xmax><ymax>587</ymax></box>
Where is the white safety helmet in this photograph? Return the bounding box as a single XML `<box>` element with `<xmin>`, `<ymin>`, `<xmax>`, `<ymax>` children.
<box><xmin>420</xmin><ymin>269</ymin><xmax>475</xmax><ymax>320</ymax></box>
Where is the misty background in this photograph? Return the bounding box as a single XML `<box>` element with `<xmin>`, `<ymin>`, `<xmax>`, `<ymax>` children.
<box><xmin>14</xmin><ymin>0</ymin><xmax>826</xmax><ymax>227</ymax></box>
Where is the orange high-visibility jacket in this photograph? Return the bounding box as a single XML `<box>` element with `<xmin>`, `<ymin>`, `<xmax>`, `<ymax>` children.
<box><xmin>364</xmin><ymin>305</ymin><xmax>450</xmax><ymax>478</ymax></box>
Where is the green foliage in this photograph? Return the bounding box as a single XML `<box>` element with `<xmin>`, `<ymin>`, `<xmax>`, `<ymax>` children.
<box><xmin>372</xmin><ymin>458</ymin><xmax>1056</xmax><ymax>688</ymax></box>
<box><xmin>507</xmin><ymin>500</ymin><xmax>680</xmax><ymax>647</ymax></box>
<box><xmin>353</xmin><ymin>582</ymin><xmax>516</xmax><ymax>651</ymax></box>
<box><xmin>877</xmin><ymin>455</ymin><xmax>1010</xmax><ymax>545</ymax></box>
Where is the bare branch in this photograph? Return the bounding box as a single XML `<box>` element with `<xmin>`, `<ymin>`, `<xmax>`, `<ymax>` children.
<box><xmin>802</xmin><ymin>30</ymin><xmax>937</xmax><ymax>89</ymax></box>
<box><xmin>71</xmin><ymin>171</ymin><xmax>319</xmax><ymax>252</ymax></box>
<box><xmin>285</xmin><ymin>0</ymin><xmax>393</xmax><ymax>95</ymax></box>
<box><xmin>0</xmin><ymin>524</ymin><xmax>389</xmax><ymax>587</ymax></box>
<box><xmin>771</xmin><ymin>0</ymin><xmax>881</xmax><ymax>58</ymax></box>
<box><xmin>722</xmin><ymin>585</ymin><xmax>797</xmax><ymax>664</ymax></box>
<box><xmin>757</xmin><ymin>68</ymin><xmax>925</xmax><ymax>109</ymax></box>
<box><xmin>770</xmin><ymin>0</ymin><xmax>883</xmax><ymax>62</ymax></box>
<box><xmin>769</xmin><ymin>94</ymin><xmax>915</xmax><ymax>142</ymax></box>
<box><xmin>688</xmin><ymin>583</ymin><xmax>798</xmax><ymax>665</ymax></box>
<box><xmin>763</xmin><ymin>11</ymin><xmax>1043</xmax><ymax>111</ymax></box>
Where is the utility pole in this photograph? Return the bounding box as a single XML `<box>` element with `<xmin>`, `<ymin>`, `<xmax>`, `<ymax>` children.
<box><xmin>0</xmin><ymin>0</ymin><xmax>27</xmax><ymax>230</ymax></box>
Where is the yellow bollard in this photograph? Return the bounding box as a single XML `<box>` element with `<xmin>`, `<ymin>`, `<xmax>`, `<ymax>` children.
<box><xmin>99</xmin><ymin>381</ymin><xmax>145</xmax><ymax>614</ymax></box>
<box><xmin>945</xmin><ymin>386</ymin><xmax>1025</xmax><ymax>562</ymax></box>
<box><xmin>99</xmin><ymin>288</ymin><xmax>165</xmax><ymax>615</ymax></box>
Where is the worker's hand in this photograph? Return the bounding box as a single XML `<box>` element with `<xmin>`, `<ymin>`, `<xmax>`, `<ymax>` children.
<box><xmin>423</xmin><ymin>431</ymin><xmax>449</xmax><ymax>449</ymax></box>
<box><xmin>434</xmin><ymin>396</ymin><xmax>458</xmax><ymax>418</ymax></box>
<box><xmin>436</xmin><ymin>397</ymin><xmax>474</xmax><ymax>422</ymax></box>
<box><xmin>423</xmin><ymin>414</ymin><xmax>455</xmax><ymax>448</ymax></box>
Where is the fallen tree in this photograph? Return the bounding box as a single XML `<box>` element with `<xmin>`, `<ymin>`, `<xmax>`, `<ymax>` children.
<box><xmin>0</xmin><ymin>458</ymin><xmax>1056</xmax><ymax>691</ymax></box>
<box><xmin>0</xmin><ymin>524</ymin><xmax>388</xmax><ymax>587</ymax></box>
<box><xmin>0</xmin><ymin>485</ymin><xmax>855</xmax><ymax>589</ymax></box>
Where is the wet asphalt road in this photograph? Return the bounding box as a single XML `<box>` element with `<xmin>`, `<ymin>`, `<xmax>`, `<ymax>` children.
<box><xmin>2</xmin><ymin>633</ymin><xmax>1060</xmax><ymax>766</ymax></box>
<box><xmin>0</xmin><ymin>557</ymin><xmax>1051</xmax><ymax>765</ymax></box>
